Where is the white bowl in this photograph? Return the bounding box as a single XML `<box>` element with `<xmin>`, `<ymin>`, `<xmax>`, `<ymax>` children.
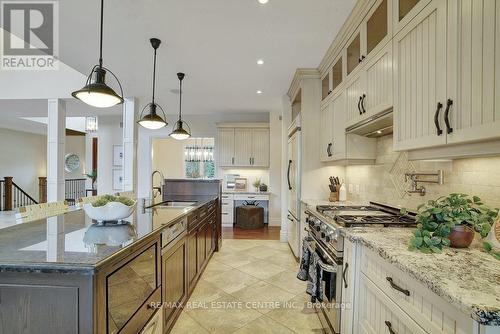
<box><xmin>83</xmin><ymin>201</ymin><xmax>137</xmax><ymax>223</ymax></box>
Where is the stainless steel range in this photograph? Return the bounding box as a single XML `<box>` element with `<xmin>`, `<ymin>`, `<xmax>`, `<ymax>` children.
<box><xmin>304</xmin><ymin>202</ymin><xmax>416</xmax><ymax>334</ymax></box>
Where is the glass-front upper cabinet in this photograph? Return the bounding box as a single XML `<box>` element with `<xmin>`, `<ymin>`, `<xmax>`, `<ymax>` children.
<box><xmin>346</xmin><ymin>33</ymin><xmax>361</xmax><ymax>76</ymax></box>
<box><xmin>366</xmin><ymin>0</ymin><xmax>388</xmax><ymax>55</ymax></box>
<box><xmin>331</xmin><ymin>57</ymin><xmax>343</xmax><ymax>92</ymax></box>
<box><xmin>322</xmin><ymin>72</ymin><xmax>330</xmax><ymax>100</ymax></box>
<box><xmin>399</xmin><ymin>0</ymin><xmax>420</xmax><ymax>21</ymax></box>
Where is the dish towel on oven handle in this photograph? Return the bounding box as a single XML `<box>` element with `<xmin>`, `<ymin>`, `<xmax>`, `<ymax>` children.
<box><xmin>297</xmin><ymin>237</ymin><xmax>324</xmax><ymax>302</ymax></box>
<box><xmin>297</xmin><ymin>236</ymin><xmax>312</xmax><ymax>281</ymax></box>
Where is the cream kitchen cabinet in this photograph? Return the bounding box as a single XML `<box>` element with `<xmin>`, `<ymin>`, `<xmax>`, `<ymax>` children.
<box><xmin>217</xmin><ymin>128</ymin><xmax>235</xmax><ymax>166</ymax></box>
<box><xmin>346</xmin><ymin>0</ymin><xmax>392</xmax><ymax>80</ymax></box>
<box><xmin>393</xmin><ymin>0</ymin><xmax>447</xmax><ymax>151</ymax></box>
<box><xmin>445</xmin><ymin>0</ymin><xmax>500</xmax><ymax>145</ymax></box>
<box><xmin>319</xmin><ymin>89</ymin><xmax>377</xmax><ymax>164</ymax></box>
<box><xmin>345</xmin><ymin>42</ymin><xmax>393</xmax><ymax>128</ymax></box>
<box><xmin>216</xmin><ymin>126</ymin><xmax>270</xmax><ymax>168</ymax></box>
<box><xmin>394</xmin><ymin>0</ymin><xmax>500</xmax><ymax>152</ymax></box>
<box><xmin>320</xmin><ymin>103</ymin><xmax>334</xmax><ymax>161</ymax></box>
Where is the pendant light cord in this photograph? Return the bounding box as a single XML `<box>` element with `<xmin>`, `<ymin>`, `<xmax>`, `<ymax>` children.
<box><xmin>179</xmin><ymin>78</ymin><xmax>183</xmax><ymax>120</ymax></box>
<box><xmin>152</xmin><ymin>48</ymin><xmax>157</xmax><ymax>104</ymax></box>
<box><xmin>99</xmin><ymin>0</ymin><xmax>104</xmax><ymax>68</ymax></box>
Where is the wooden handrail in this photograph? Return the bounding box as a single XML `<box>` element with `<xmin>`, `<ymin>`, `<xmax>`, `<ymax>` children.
<box><xmin>12</xmin><ymin>181</ymin><xmax>38</xmax><ymax>204</ymax></box>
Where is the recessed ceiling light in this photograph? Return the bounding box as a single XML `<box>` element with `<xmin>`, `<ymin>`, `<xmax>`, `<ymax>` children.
<box><xmin>256</xmin><ymin>90</ymin><xmax>263</xmax><ymax>94</ymax></box>
<box><xmin>376</xmin><ymin>130</ymin><xmax>382</xmax><ymax>134</ymax></box>
<box><xmin>258</xmin><ymin>0</ymin><xmax>269</xmax><ymax>4</ymax></box>
<box><xmin>257</xmin><ymin>59</ymin><xmax>264</xmax><ymax>65</ymax></box>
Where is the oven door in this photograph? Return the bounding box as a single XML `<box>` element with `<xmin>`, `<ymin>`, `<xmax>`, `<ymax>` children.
<box><xmin>307</xmin><ymin>236</ymin><xmax>342</xmax><ymax>334</ymax></box>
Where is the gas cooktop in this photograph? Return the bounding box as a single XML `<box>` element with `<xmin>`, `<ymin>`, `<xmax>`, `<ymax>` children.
<box><xmin>315</xmin><ymin>202</ymin><xmax>416</xmax><ymax>228</ymax></box>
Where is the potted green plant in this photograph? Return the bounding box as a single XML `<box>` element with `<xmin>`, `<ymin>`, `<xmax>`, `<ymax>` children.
<box><xmin>85</xmin><ymin>170</ymin><xmax>97</xmax><ymax>190</ymax></box>
<box><xmin>407</xmin><ymin>193</ymin><xmax>498</xmax><ymax>253</ymax></box>
<box><xmin>252</xmin><ymin>179</ymin><xmax>261</xmax><ymax>192</ymax></box>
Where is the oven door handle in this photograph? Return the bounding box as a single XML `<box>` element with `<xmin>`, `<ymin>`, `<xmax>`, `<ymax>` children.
<box><xmin>317</xmin><ymin>260</ymin><xmax>337</xmax><ymax>273</ymax></box>
<box><xmin>309</xmin><ymin>237</ymin><xmax>341</xmax><ymax>267</ymax></box>
<box><xmin>342</xmin><ymin>263</ymin><xmax>349</xmax><ymax>288</ymax></box>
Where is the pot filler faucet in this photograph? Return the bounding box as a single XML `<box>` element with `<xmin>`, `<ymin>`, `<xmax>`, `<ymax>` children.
<box><xmin>405</xmin><ymin>170</ymin><xmax>444</xmax><ymax>196</ymax></box>
<box><xmin>151</xmin><ymin>170</ymin><xmax>165</xmax><ymax>200</ymax></box>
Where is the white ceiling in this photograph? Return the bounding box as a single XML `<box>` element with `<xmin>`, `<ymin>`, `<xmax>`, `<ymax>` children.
<box><xmin>0</xmin><ymin>0</ymin><xmax>355</xmax><ymax>133</ymax></box>
<box><xmin>58</xmin><ymin>0</ymin><xmax>355</xmax><ymax>114</ymax></box>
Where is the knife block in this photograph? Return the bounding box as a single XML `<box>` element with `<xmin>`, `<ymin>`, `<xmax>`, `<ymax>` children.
<box><xmin>329</xmin><ymin>187</ymin><xmax>339</xmax><ymax>202</ymax></box>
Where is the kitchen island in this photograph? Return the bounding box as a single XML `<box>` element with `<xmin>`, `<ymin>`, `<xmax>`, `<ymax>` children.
<box><xmin>0</xmin><ymin>195</ymin><xmax>220</xmax><ymax>334</ymax></box>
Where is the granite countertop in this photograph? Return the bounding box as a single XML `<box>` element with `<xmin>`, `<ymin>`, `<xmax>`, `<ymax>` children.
<box><xmin>342</xmin><ymin>228</ymin><xmax>500</xmax><ymax>326</ymax></box>
<box><xmin>0</xmin><ymin>196</ymin><xmax>217</xmax><ymax>274</ymax></box>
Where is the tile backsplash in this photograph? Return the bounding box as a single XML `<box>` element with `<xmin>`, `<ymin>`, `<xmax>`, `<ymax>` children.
<box><xmin>346</xmin><ymin>135</ymin><xmax>500</xmax><ymax>211</ymax></box>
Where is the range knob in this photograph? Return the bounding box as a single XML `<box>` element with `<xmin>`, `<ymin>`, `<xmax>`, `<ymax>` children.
<box><xmin>325</xmin><ymin>231</ymin><xmax>334</xmax><ymax>242</ymax></box>
<box><xmin>315</xmin><ymin>223</ymin><xmax>321</xmax><ymax>232</ymax></box>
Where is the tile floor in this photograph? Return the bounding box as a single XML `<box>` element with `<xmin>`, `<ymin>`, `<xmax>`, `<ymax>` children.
<box><xmin>170</xmin><ymin>239</ymin><xmax>325</xmax><ymax>334</ymax></box>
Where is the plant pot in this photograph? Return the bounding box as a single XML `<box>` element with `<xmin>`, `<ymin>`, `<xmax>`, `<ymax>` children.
<box><xmin>448</xmin><ymin>225</ymin><xmax>475</xmax><ymax>248</ymax></box>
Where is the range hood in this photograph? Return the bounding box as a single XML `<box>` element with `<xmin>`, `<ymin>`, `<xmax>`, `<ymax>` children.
<box><xmin>345</xmin><ymin>109</ymin><xmax>393</xmax><ymax>138</ymax></box>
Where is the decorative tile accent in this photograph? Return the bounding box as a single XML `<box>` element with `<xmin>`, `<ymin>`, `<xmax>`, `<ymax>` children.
<box><xmin>389</xmin><ymin>151</ymin><xmax>416</xmax><ymax>199</ymax></box>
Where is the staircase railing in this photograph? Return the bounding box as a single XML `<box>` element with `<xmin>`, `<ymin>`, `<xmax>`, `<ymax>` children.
<box><xmin>11</xmin><ymin>181</ymin><xmax>38</xmax><ymax>210</ymax></box>
<box><xmin>65</xmin><ymin>178</ymin><xmax>86</xmax><ymax>205</ymax></box>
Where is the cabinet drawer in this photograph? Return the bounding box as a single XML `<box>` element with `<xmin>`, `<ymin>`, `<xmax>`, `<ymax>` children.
<box><xmin>221</xmin><ymin>212</ymin><xmax>233</xmax><ymax>223</ymax></box>
<box><xmin>360</xmin><ymin>247</ymin><xmax>473</xmax><ymax>334</ymax></box>
<box><xmin>233</xmin><ymin>194</ymin><xmax>269</xmax><ymax>201</ymax></box>
<box><xmin>358</xmin><ymin>273</ymin><xmax>427</xmax><ymax>334</ymax></box>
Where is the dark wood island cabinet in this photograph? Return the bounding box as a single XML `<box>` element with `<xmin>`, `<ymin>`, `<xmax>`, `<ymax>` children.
<box><xmin>0</xmin><ymin>181</ymin><xmax>221</xmax><ymax>334</ymax></box>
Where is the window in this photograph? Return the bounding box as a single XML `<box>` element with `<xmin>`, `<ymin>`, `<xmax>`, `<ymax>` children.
<box><xmin>184</xmin><ymin>140</ymin><xmax>215</xmax><ymax>179</ymax></box>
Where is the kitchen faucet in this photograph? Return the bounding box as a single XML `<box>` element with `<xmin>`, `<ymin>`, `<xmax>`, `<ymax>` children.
<box><xmin>404</xmin><ymin>170</ymin><xmax>444</xmax><ymax>196</ymax></box>
<box><xmin>151</xmin><ymin>170</ymin><xmax>165</xmax><ymax>200</ymax></box>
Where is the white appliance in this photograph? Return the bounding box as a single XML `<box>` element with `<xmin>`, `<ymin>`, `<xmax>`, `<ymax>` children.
<box><xmin>287</xmin><ymin>116</ymin><xmax>301</xmax><ymax>257</ymax></box>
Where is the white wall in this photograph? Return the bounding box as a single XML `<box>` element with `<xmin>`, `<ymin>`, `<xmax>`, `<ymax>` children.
<box><xmin>97</xmin><ymin>116</ymin><xmax>123</xmax><ymax>195</ymax></box>
<box><xmin>137</xmin><ymin>113</ymin><xmax>269</xmax><ymax>199</ymax></box>
<box><xmin>152</xmin><ymin>138</ymin><xmax>215</xmax><ymax>179</ymax></box>
<box><xmin>0</xmin><ymin>128</ymin><xmax>46</xmax><ymax>201</ymax></box>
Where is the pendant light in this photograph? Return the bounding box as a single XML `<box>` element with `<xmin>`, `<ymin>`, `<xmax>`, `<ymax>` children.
<box><xmin>71</xmin><ymin>0</ymin><xmax>124</xmax><ymax>108</ymax></box>
<box><xmin>169</xmin><ymin>72</ymin><xmax>191</xmax><ymax>140</ymax></box>
<box><xmin>137</xmin><ymin>38</ymin><xmax>168</xmax><ymax>130</ymax></box>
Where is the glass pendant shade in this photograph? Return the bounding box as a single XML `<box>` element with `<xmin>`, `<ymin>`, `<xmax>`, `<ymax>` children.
<box><xmin>170</xmin><ymin>120</ymin><xmax>191</xmax><ymax>140</ymax></box>
<box><xmin>72</xmin><ymin>68</ymin><xmax>123</xmax><ymax>108</ymax></box>
<box><xmin>138</xmin><ymin>103</ymin><xmax>167</xmax><ymax>130</ymax></box>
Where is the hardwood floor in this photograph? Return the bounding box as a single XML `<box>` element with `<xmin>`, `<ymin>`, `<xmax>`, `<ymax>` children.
<box><xmin>222</xmin><ymin>226</ymin><xmax>281</xmax><ymax>240</ymax></box>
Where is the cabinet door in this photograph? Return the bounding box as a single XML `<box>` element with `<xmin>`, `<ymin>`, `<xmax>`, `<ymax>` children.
<box><xmin>331</xmin><ymin>91</ymin><xmax>347</xmax><ymax>161</ymax></box>
<box><xmin>345</xmin><ymin>72</ymin><xmax>365</xmax><ymax>127</ymax></box>
<box><xmin>322</xmin><ymin>72</ymin><xmax>331</xmax><ymax>100</ymax></box>
<box><xmin>446</xmin><ymin>0</ymin><xmax>500</xmax><ymax>144</ymax></box>
<box><xmin>393</xmin><ymin>0</ymin><xmax>447</xmax><ymax>151</ymax></box>
<box><xmin>365</xmin><ymin>0</ymin><xmax>390</xmax><ymax>57</ymax></box>
<box><xmin>364</xmin><ymin>42</ymin><xmax>393</xmax><ymax>117</ymax></box>
<box><xmin>331</xmin><ymin>56</ymin><xmax>343</xmax><ymax>93</ymax></box>
<box><xmin>162</xmin><ymin>237</ymin><xmax>187</xmax><ymax>323</ymax></box>
<box><xmin>217</xmin><ymin>128</ymin><xmax>234</xmax><ymax>166</ymax></box>
<box><xmin>320</xmin><ymin>104</ymin><xmax>333</xmax><ymax>161</ymax></box>
<box><xmin>187</xmin><ymin>231</ymin><xmax>197</xmax><ymax>287</ymax></box>
<box><xmin>205</xmin><ymin>221</ymin><xmax>213</xmax><ymax>258</ymax></box>
<box><xmin>346</xmin><ymin>31</ymin><xmax>363</xmax><ymax>76</ymax></box>
<box><xmin>197</xmin><ymin>224</ymin><xmax>207</xmax><ymax>270</ymax></box>
<box><xmin>234</xmin><ymin>128</ymin><xmax>253</xmax><ymax>166</ymax></box>
<box><xmin>357</xmin><ymin>274</ymin><xmax>427</xmax><ymax>334</ymax></box>
<box><xmin>341</xmin><ymin>239</ymin><xmax>356</xmax><ymax>334</ymax></box>
<box><xmin>251</xmin><ymin>128</ymin><xmax>270</xmax><ymax>167</ymax></box>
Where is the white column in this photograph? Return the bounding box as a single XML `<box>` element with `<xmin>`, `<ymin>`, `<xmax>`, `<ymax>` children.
<box><xmin>47</xmin><ymin>99</ymin><xmax>66</xmax><ymax>202</ymax></box>
<box><xmin>122</xmin><ymin>98</ymin><xmax>137</xmax><ymax>193</ymax></box>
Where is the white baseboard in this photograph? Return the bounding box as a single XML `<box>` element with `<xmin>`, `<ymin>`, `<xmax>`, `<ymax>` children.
<box><xmin>222</xmin><ymin>223</ymin><xmax>233</xmax><ymax>228</ymax></box>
